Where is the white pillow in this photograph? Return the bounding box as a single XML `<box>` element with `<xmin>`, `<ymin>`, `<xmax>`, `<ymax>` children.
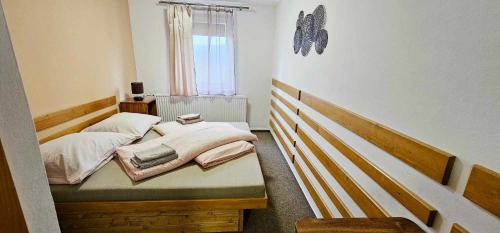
<box><xmin>40</xmin><ymin>132</ymin><xmax>135</xmax><ymax>184</ymax></box>
<box><xmin>82</xmin><ymin>112</ymin><xmax>161</xmax><ymax>139</ymax></box>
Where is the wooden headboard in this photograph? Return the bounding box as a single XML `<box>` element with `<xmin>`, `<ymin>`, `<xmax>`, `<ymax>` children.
<box><xmin>33</xmin><ymin>96</ymin><xmax>118</xmax><ymax>144</ymax></box>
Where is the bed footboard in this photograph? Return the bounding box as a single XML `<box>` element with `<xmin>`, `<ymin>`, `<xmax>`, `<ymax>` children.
<box><xmin>58</xmin><ymin>208</ymin><xmax>243</xmax><ymax>232</ymax></box>
<box><xmin>55</xmin><ymin>196</ymin><xmax>267</xmax><ymax>233</ymax></box>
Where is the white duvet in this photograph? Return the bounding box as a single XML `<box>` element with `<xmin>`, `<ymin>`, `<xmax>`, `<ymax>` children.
<box><xmin>117</xmin><ymin>123</ymin><xmax>258</xmax><ymax>181</ymax></box>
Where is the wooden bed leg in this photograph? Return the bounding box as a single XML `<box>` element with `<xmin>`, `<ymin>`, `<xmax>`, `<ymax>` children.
<box><xmin>238</xmin><ymin>209</ymin><xmax>244</xmax><ymax>232</ymax></box>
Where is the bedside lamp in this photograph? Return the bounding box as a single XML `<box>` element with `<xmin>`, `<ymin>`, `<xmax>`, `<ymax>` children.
<box><xmin>131</xmin><ymin>82</ymin><xmax>144</xmax><ymax>101</ymax></box>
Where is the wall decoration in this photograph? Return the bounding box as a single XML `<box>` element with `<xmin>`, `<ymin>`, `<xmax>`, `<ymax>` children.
<box><xmin>293</xmin><ymin>29</ymin><xmax>303</xmax><ymax>54</ymax></box>
<box><xmin>315</xmin><ymin>29</ymin><xmax>328</xmax><ymax>54</ymax></box>
<box><xmin>301</xmin><ymin>14</ymin><xmax>315</xmax><ymax>56</ymax></box>
<box><xmin>293</xmin><ymin>5</ymin><xmax>328</xmax><ymax>56</ymax></box>
<box><xmin>296</xmin><ymin>11</ymin><xmax>304</xmax><ymax>28</ymax></box>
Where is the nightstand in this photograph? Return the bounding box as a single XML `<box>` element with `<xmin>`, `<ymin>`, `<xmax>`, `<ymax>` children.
<box><xmin>119</xmin><ymin>96</ymin><xmax>158</xmax><ymax>115</ymax></box>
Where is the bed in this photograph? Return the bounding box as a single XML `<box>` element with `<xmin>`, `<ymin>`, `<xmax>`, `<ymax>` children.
<box><xmin>34</xmin><ymin>96</ymin><xmax>267</xmax><ymax>232</ymax></box>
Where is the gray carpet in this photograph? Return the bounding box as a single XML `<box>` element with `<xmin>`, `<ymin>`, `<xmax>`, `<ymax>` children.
<box><xmin>239</xmin><ymin>131</ymin><xmax>315</xmax><ymax>233</ymax></box>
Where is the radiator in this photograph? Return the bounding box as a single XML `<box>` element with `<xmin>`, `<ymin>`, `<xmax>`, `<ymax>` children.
<box><xmin>155</xmin><ymin>95</ymin><xmax>247</xmax><ymax>122</ymax></box>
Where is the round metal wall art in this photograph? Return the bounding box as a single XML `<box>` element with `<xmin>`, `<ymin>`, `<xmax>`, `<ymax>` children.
<box><xmin>301</xmin><ymin>14</ymin><xmax>315</xmax><ymax>56</ymax></box>
<box><xmin>293</xmin><ymin>5</ymin><xmax>328</xmax><ymax>56</ymax></box>
<box><xmin>296</xmin><ymin>11</ymin><xmax>304</xmax><ymax>28</ymax></box>
<box><xmin>312</xmin><ymin>5</ymin><xmax>326</xmax><ymax>39</ymax></box>
<box><xmin>315</xmin><ymin>29</ymin><xmax>328</xmax><ymax>54</ymax></box>
<box><xmin>293</xmin><ymin>29</ymin><xmax>303</xmax><ymax>54</ymax></box>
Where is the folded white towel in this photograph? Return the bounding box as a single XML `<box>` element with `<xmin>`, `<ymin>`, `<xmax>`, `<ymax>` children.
<box><xmin>176</xmin><ymin>118</ymin><xmax>204</xmax><ymax>125</ymax></box>
<box><xmin>177</xmin><ymin>113</ymin><xmax>201</xmax><ymax>120</ymax></box>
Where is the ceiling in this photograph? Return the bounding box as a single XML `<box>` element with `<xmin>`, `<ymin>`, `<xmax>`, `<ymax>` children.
<box><xmin>192</xmin><ymin>0</ymin><xmax>281</xmax><ymax>6</ymax></box>
<box><xmin>225</xmin><ymin>0</ymin><xmax>280</xmax><ymax>5</ymax></box>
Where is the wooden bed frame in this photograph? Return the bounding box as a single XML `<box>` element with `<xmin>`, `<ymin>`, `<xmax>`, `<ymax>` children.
<box><xmin>34</xmin><ymin>96</ymin><xmax>267</xmax><ymax>232</ymax></box>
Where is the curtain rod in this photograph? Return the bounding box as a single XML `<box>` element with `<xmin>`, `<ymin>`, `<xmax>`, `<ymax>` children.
<box><xmin>158</xmin><ymin>1</ymin><xmax>250</xmax><ymax>11</ymax></box>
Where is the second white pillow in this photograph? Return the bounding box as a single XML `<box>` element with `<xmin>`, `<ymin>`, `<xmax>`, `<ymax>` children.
<box><xmin>82</xmin><ymin>112</ymin><xmax>161</xmax><ymax>139</ymax></box>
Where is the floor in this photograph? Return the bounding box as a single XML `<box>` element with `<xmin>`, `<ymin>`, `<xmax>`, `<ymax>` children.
<box><xmin>239</xmin><ymin>131</ymin><xmax>315</xmax><ymax>233</ymax></box>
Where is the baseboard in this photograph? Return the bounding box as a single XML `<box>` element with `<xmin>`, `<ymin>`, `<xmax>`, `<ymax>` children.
<box><xmin>250</xmin><ymin>127</ymin><xmax>270</xmax><ymax>131</ymax></box>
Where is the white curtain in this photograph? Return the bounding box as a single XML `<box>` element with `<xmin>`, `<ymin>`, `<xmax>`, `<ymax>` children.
<box><xmin>192</xmin><ymin>8</ymin><xmax>237</xmax><ymax>96</ymax></box>
<box><xmin>167</xmin><ymin>5</ymin><xmax>198</xmax><ymax>96</ymax></box>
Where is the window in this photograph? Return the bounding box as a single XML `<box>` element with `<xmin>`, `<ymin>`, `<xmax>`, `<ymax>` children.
<box><xmin>192</xmin><ymin>9</ymin><xmax>236</xmax><ymax>96</ymax></box>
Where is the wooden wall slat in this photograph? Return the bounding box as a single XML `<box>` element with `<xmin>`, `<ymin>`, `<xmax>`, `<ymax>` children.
<box><xmin>300</xmin><ymin>112</ymin><xmax>437</xmax><ymax>226</ymax></box>
<box><xmin>300</xmin><ymin>91</ymin><xmax>455</xmax><ymax>184</ymax></box>
<box><xmin>296</xmin><ymin>146</ymin><xmax>353</xmax><ymax>217</ymax></box>
<box><xmin>297</xmin><ymin>126</ymin><xmax>389</xmax><ymax>217</ymax></box>
<box><xmin>294</xmin><ymin>160</ymin><xmax>334</xmax><ymax>218</ymax></box>
<box><xmin>450</xmin><ymin>223</ymin><xmax>469</xmax><ymax>233</ymax></box>
<box><xmin>270</xmin><ymin>111</ymin><xmax>295</xmax><ymax>146</ymax></box>
<box><xmin>270</xmin><ymin>99</ymin><xmax>297</xmax><ymax>131</ymax></box>
<box><xmin>269</xmin><ymin>120</ymin><xmax>293</xmax><ymax>162</ymax></box>
<box><xmin>272</xmin><ymin>79</ymin><xmax>301</xmax><ymax>100</ymax></box>
<box><xmin>38</xmin><ymin>109</ymin><xmax>118</xmax><ymax>144</ymax></box>
<box><xmin>295</xmin><ymin>217</ymin><xmax>425</xmax><ymax>233</ymax></box>
<box><xmin>463</xmin><ymin>165</ymin><xmax>500</xmax><ymax>217</ymax></box>
<box><xmin>34</xmin><ymin>96</ymin><xmax>117</xmax><ymax>132</ymax></box>
<box><xmin>272</xmin><ymin>90</ymin><xmax>299</xmax><ymax>114</ymax></box>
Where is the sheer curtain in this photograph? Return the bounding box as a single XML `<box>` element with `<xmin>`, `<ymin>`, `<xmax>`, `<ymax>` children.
<box><xmin>192</xmin><ymin>8</ymin><xmax>237</xmax><ymax>96</ymax></box>
<box><xmin>167</xmin><ymin>5</ymin><xmax>198</xmax><ymax>96</ymax></box>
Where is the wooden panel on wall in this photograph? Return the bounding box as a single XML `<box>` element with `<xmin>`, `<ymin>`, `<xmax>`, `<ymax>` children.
<box><xmin>297</xmin><ymin>126</ymin><xmax>389</xmax><ymax>217</ymax></box>
<box><xmin>450</xmin><ymin>223</ymin><xmax>469</xmax><ymax>233</ymax></box>
<box><xmin>272</xmin><ymin>90</ymin><xmax>299</xmax><ymax>114</ymax></box>
<box><xmin>299</xmin><ymin>112</ymin><xmax>437</xmax><ymax>226</ymax></box>
<box><xmin>38</xmin><ymin>109</ymin><xmax>118</xmax><ymax>144</ymax></box>
<box><xmin>270</xmin><ymin>111</ymin><xmax>295</xmax><ymax>146</ymax></box>
<box><xmin>295</xmin><ymin>217</ymin><xmax>425</xmax><ymax>233</ymax></box>
<box><xmin>294</xmin><ymin>160</ymin><xmax>334</xmax><ymax>218</ymax></box>
<box><xmin>34</xmin><ymin>96</ymin><xmax>116</xmax><ymax>132</ymax></box>
<box><xmin>270</xmin><ymin>120</ymin><xmax>294</xmax><ymax>162</ymax></box>
<box><xmin>300</xmin><ymin>91</ymin><xmax>455</xmax><ymax>184</ymax></box>
<box><xmin>0</xmin><ymin>139</ymin><xmax>29</xmax><ymax>233</ymax></box>
<box><xmin>272</xmin><ymin>79</ymin><xmax>301</xmax><ymax>100</ymax></box>
<box><xmin>296</xmin><ymin>146</ymin><xmax>353</xmax><ymax>217</ymax></box>
<box><xmin>463</xmin><ymin>164</ymin><xmax>500</xmax><ymax>217</ymax></box>
<box><xmin>271</xmin><ymin>99</ymin><xmax>297</xmax><ymax>131</ymax></box>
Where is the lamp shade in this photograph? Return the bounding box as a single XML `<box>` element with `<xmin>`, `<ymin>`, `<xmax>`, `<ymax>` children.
<box><xmin>131</xmin><ymin>82</ymin><xmax>144</xmax><ymax>94</ymax></box>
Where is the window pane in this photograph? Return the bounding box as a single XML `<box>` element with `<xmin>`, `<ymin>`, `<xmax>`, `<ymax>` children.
<box><xmin>193</xmin><ymin>35</ymin><xmax>209</xmax><ymax>91</ymax></box>
<box><xmin>193</xmin><ymin>35</ymin><xmax>232</xmax><ymax>95</ymax></box>
<box><xmin>192</xmin><ymin>9</ymin><xmax>236</xmax><ymax>96</ymax></box>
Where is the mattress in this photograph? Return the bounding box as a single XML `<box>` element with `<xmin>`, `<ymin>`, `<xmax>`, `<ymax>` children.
<box><xmin>50</xmin><ymin>122</ymin><xmax>265</xmax><ymax>203</ymax></box>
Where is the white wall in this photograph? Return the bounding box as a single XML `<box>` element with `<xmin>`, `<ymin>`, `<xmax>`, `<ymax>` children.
<box><xmin>0</xmin><ymin>3</ymin><xmax>60</xmax><ymax>232</ymax></box>
<box><xmin>235</xmin><ymin>4</ymin><xmax>275</xmax><ymax>130</ymax></box>
<box><xmin>272</xmin><ymin>1</ymin><xmax>500</xmax><ymax>233</ymax></box>
<box><xmin>128</xmin><ymin>0</ymin><xmax>169</xmax><ymax>95</ymax></box>
<box><xmin>3</xmin><ymin>0</ymin><xmax>138</xmax><ymax>140</ymax></box>
<box><xmin>128</xmin><ymin>0</ymin><xmax>275</xmax><ymax>129</ymax></box>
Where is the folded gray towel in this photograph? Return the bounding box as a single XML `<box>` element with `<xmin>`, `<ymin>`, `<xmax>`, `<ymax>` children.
<box><xmin>176</xmin><ymin>118</ymin><xmax>204</xmax><ymax>125</ymax></box>
<box><xmin>130</xmin><ymin>153</ymin><xmax>178</xmax><ymax>169</ymax></box>
<box><xmin>133</xmin><ymin>144</ymin><xmax>175</xmax><ymax>163</ymax></box>
<box><xmin>177</xmin><ymin>113</ymin><xmax>201</xmax><ymax>120</ymax></box>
